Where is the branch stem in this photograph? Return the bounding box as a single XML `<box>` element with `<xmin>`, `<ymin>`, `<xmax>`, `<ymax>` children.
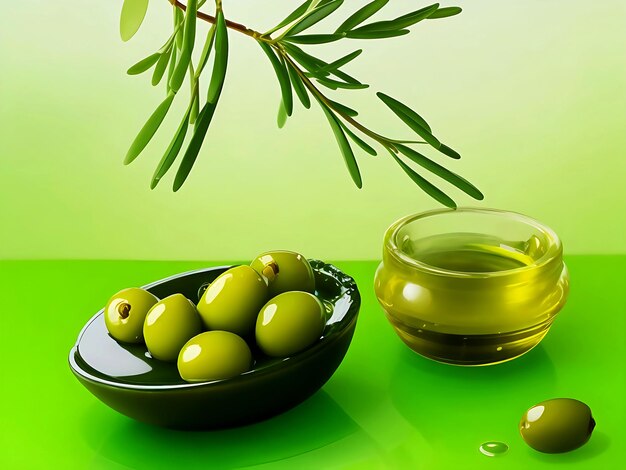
<box><xmin>168</xmin><ymin>0</ymin><xmax>267</xmax><ymax>40</ymax></box>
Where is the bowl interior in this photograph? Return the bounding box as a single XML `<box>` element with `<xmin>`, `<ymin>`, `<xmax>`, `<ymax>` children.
<box><xmin>70</xmin><ymin>260</ymin><xmax>359</xmax><ymax>389</ymax></box>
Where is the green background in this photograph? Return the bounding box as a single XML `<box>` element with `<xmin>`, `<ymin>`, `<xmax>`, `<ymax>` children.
<box><xmin>1</xmin><ymin>0</ymin><xmax>625</xmax><ymax>260</ymax></box>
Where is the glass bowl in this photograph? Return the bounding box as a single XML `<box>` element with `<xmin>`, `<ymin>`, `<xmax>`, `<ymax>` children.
<box><xmin>374</xmin><ymin>208</ymin><xmax>569</xmax><ymax>366</ymax></box>
<box><xmin>69</xmin><ymin>261</ymin><xmax>360</xmax><ymax>429</ymax></box>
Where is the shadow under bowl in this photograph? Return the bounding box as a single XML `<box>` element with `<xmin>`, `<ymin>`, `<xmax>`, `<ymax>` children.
<box><xmin>69</xmin><ymin>260</ymin><xmax>360</xmax><ymax>430</ymax></box>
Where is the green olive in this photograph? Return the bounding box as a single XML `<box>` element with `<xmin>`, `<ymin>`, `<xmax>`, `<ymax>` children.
<box><xmin>255</xmin><ymin>291</ymin><xmax>325</xmax><ymax>357</ymax></box>
<box><xmin>250</xmin><ymin>250</ymin><xmax>315</xmax><ymax>297</ymax></box>
<box><xmin>143</xmin><ymin>293</ymin><xmax>202</xmax><ymax>362</ymax></box>
<box><xmin>177</xmin><ymin>331</ymin><xmax>252</xmax><ymax>383</ymax></box>
<box><xmin>197</xmin><ymin>265</ymin><xmax>268</xmax><ymax>337</ymax></box>
<box><xmin>104</xmin><ymin>288</ymin><xmax>158</xmax><ymax>344</ymax></box>
<box><xmin>520</xmin><ymin>398</ymin><xmax>596</xmax><ymax>453</ymax></box>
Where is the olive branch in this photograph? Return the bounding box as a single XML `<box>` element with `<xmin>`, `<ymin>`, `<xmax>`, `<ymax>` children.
<box><xmin>120</xmin><ymin>0</ymin><xmax>483</xmax><ymax>207</ymax></box>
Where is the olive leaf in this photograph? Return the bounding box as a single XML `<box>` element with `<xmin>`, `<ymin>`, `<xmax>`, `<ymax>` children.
<box><xmin>152</xmin><ymin>46</ymin><xmax>172</xmax><ymax>86</ymax></box>
<box><xmin>354</xmin><ymin>4</ymin><xmax>439</xmax><ymax>32</ymax></box>
<box><xmin>282</xmin><ymin>43</ymin><xmax>361</xmax><ymax>87</ymax></box>
<box><xmin>339</xmin><ymin>122</ymin><xmax>377</xmax><ymax>156</ymax></box>
<box><xmin>388</xmin><ymin>139</ymin><xmax>428</xmax><ymax>145</ymax></box>
<box><xmin>335</xmin><ymin>0</ymin><xmax>389</xmax><ymax>33</ymax></box>
<box><xmin>169</xmin><ymin>0</ymin><xmax>198</xmax><ymax>93</ymax></box>
<box><xmin>328</xmin><ymin>99</ymin><xmax>358</xmax><ymax>117</ymax></box>
<box><xmin>282</xmin><ymin>43</ymin><xmax>330</xmax><ymax>77</ymax></box>
<box><xmin>376</xmin><ymin>92</ymin><xmax>432</xmax><ymax>133</ymax></box>
<box><xmin>284</xmin><ymin>34</ymin><xmax>345</xmax><ymax>44</ymax></box>
<box><xmin>196</xmin><ymin>24</ymin><xmax>217</xmax><ymax>77</ymax></box>
<box><xmin>189</xmin><ymin>63</ymin><xmax>199</xmax><ymax>125</ymax></box>
<box><xmin>428</xmin><ymin>7</ymin><xmax>462</xmax><ymax>19</ymax></box>
<box><xmin>268</xmin><ymin>0</ymin><xmax>313</xmax><ymax>35</ymax></box>
<box><xmin>151</xmin><ymin>107</ymin><xmax>191</xmax><ymax>189</ymax></box>
<box><xmin>438</xmin><ymin>143</ymin><xmax>461</xmax><ymax>160</ymax></box>
<box><xmin>395</xmin><ymin>144</ymin><xmax>483</xmax><ymax>199</ymax></box>
<box><xmin>124</xmin><ymin>91</ymin><xmax>175</xmax><ymax>165</ymax></box>
<box><xmin>208</xmin><ymin>11</ymin><xmax>228</xmax><ymax>104</ymax></box>
<box><xmin>284</xmin><ymin>0</ymin><xmax>344</xmax><ymax>37</ymax></box>
<box><xmin>345</xmin><ymin>29</ymin><xmax>410</xmax><ymax>39</ymax></box>
<box><xmin>127</xmin><ymin>52</ymin><xmax>160</xmax><ymax>75</ymax></box>
<box><xmin>175</xmin><ymin>7</ymin><xmax>184</xmax><ymax>49</ymax></box>
<box><xmin>390</xmin><ymin>3</ymin><xmax>441</xmax><ymax>25</ymax></box>
<box><xmin>389</xmin><ymin>150</ymin><xmax>456</xmax><ymax>208</ymax></box>
<box><xmin>120</xmin><ymin>0</ymin><xmax>149</xmax><ymax>42</ymax></box>
<box><xmin>313</xmin><ymin>76</ymin><xmax>337</xmax><ymax>90</ymax></box>
<box><xmin>259</xmin><ymin>42</ymin><xmax>293</xmax><ymax>116</ymax></box>
<box><xmin>376</xmin><ymin>92</ymin><xmax>440</xmax><ymax>148</ymax></box>
<box><xmin>320</xmin><ymin>49</ymin><xmax>363</xmax><ymax>72</ymax></box>
<box><xmin>167</xmin><ymin>44</ymin><xmax>177</xmax><ymax>92</ymax></box>
<box><xmin>319</xmin><ymin>102</ymin><xmax>362</xmax><ymax>188</ymax></box>
<box><xmin>286</xmin><ymin>62</ymin><xmax>311</xmax><ymax>109</ymax></box>
<box><xmin>379</xmin><ymin>94</ymin><xmax>461</xmax><ymax>160</ymax></box>
<box><xmin>315</xmin><ymin>0</ymin><xmax>338</xmax><ymax>8</ymax></box>
<box><xmin>173</xmin><ymin>101</ymin><xmax>218</xmax><ymax>191</ymax></box>
<box><xmin>331</xmin><ymin>69</ymin><xmax>362</xmax><ymax>84</ymax></box>
<box><xmin>316</xmin><ymin>77</ymin><xmax>369</xmax><ymax>90</ymax></box>
<box><xmin>277</xmin><ymin>100</ymin><xmax>288</xmax><ymax>128</ymax></box>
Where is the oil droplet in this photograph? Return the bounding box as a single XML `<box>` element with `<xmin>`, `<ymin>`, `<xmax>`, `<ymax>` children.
<box><xmin>479</xmin><ymin>441</ymin><xmax>509</xmax><ymax>457</ymax></box>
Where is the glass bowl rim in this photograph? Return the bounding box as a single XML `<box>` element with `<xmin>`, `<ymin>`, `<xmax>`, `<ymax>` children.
<box><xmin>386</xmin><ymin>207</ymin><xmax>563</xmax><ymax>278</ymax></box>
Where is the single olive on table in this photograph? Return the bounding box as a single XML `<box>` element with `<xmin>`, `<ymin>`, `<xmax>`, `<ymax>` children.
<box><xmin>143</xmin><ymin>293</ymin><xmax>203</xmax><ymax>362</ymax></box>
<box><xmin>520</xmin><ymin>398</ymin><xmax>596</xmax><ymax>453</ymax></box>
<box><xmin>104</xmin><ymin>287</ymin><xmax>158</xmax><ymax>343</ymax></box>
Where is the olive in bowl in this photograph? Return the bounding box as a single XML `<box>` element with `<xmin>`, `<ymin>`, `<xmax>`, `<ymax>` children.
<box><xmin>251</xmin><ymin>250</ymin><xmax>316</xmax><ymax>296</ymax></box>
<box><xmin>256</xmin><ymin>291</ymin><xmax>326</xmax><ymax>357</ymax></box>
<box><xmin>196</xmin><ymin>265</ymin><xmax>268</xmax><ymax>337</ymax></box>
<box><xmin>178</xmin><ymin>331</ymin><xmax>252</xmax><ymax>383</ymax></box>
<box><xmin>68</xmin><ymin>261</ymin><xmax>360</xmax><ymax>429</ymax></box>
<box><xmin>143</xmin><ymin>293</ymin><xmax>202</xmax><ymax>362</ymax></box>
<box><xmin>104</xmin><ymin>288</ymin><xmax>158</xmax><ymax>344</ymax></box>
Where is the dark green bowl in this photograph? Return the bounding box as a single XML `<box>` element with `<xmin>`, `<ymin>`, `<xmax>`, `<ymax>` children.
<box><xmin>69</xmin><ymin>260</ymin><xmax>360</xmax><ymax>430</ymax></box>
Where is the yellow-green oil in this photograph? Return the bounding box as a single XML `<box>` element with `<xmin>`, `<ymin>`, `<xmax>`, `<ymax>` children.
<box><xmin>376</xmin><ymin>233</ymin><xmax>568</xmax><ymax>365</ymax></box>
<box><xmin>419</xmin><ymin>246</ymin><xmax>531</xmax><ymax>272</ymax></box>
<box><xmin>401</xmin><ymin>233</ymin><xmax>541</xmax><ymax>272</ymax></box>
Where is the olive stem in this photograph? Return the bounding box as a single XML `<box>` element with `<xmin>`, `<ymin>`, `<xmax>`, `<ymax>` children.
<box><xmin>168</xmin><ymin>0</ymin><xmax>269</xmax><ymax>41</ymax></box>
<box><xmin>118</xmin><ymin>303</ymin><xmax>131</xmax><ymax>319</ymax></box>
<box><xmin>261</xmin><ymin>262</ymin><xmax>279</xmax><ymax>282</ymax></box>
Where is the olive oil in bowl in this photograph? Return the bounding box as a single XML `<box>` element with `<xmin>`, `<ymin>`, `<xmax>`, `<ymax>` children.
<box><xmin>375</xmin><ymin>209</ymin><xmax>569</xmax><ymax>366</ymax></box>
<box><xmin>413</xmin><ymin>234</ymin><xmax>536</xmax><ymax>273</ymax></box>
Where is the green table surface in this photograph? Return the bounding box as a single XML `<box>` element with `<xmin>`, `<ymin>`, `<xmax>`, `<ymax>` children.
<box><xmin>1</xmin><ymin>257</ymin><xmax>624</xmax><ymax>469</ymax></box>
